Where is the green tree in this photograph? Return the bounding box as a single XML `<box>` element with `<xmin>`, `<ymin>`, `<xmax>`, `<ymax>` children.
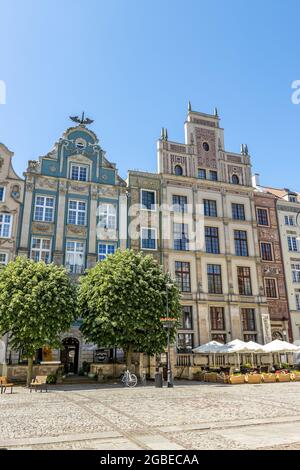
<box><xmin>0</xmin><ymin>257</ymin><xmax>77</xmax><ymax>385</ymax></box>
<box><xmin>78</xmin><ymin>249</ymin><xmax>182</xmax><ymax>368</ymax></box>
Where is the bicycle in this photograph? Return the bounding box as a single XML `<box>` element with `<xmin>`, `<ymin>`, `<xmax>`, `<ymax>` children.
<box><xmin>120</xmin><ymin>369</ymin><xmax>138</xmax><ymax>388</ymax></box>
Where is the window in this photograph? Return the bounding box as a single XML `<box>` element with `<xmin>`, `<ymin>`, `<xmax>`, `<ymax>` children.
<box><xmin>265</xmin><ymin>278</ymin><xmax>278</xmax><ymax>298</ymax></box>
<box><xmin>285</xmin><ymin>215</ymin><xmax>295</xmax><ymax>226</ymax></box>
<box><xmin>205</xmin><ymin>227</ymin><xmax>220</xmax><ymax>254</ymax></box>
<box><xmin>232</xmin><ymin>174</ymin><xmax>239</xmax><ymax>185</ymax></box>
<box><xmin>209</xmin><ymin>171</ymin><xmax>218</xmax><ymax>181</ymax></box>
<box><xmin>141</xmin><ymin>190</ymin><xmax>156</xmax><ymax>211</ymax></box>
<box><xmin>203</xmin><ymin>142</ymin><xmax>210</xmax><ymax>151</ymax></box>
<box><xmin>204</xmin><ymin>199</ymin><xmax>217</xmax><ymax>217</ymax></box>
<box><xmin>207</xmin><ymin>264</ymin><xmax>222</xmax><ymax>294</ymax></box>
<box><xmin>0</xmin><ymin>214</ymin><xmax>12</xmax><ymax>238</ymax></box>
<box><xmin>244</xmin><ymin>334</ymin><xmax>257</xmax><ymax>342</ymax></box>
<box><xmin>181</xmin><ymin>306</ymin><xmax>193</xmax><ymax>329</ymax></box>
<box><xmin>257</xmin><ymin>208</ymin><xmax>269</xmax><ymax>226</ymax></box>
<box><xmin>177</xmin><ymin>333</ymin><xmax>193</xmax><ymax>353</ymax></box>
<box><xmin>232</xmin><ymin>203</ymin><xmax>245</xmax><ymax>221</ymax></box>
<box><xmin>0</xmin><ymin>253</ymin><xmax>7</xmax><ymax>265</ymax></box>
<box><xmin>198</xmin><ymin>168</ymin><xmax>206</xmax><ymax>180</ymax></box>
<box><xmin>141</xmin><ymin>227</ymin><xmax>157</xmax><ymax>250</ymax></box>
<box><xmin>211</xmin><ymin>333</ymin><xmax>226</xmax><ymax>344</ymax></box>
<box><xmin>173</xmin><ymin>223</ymin><xmax>189</xmax><ymax>251</ymax></box>
<box><xmin>175</xmin><ymin>261</ymin><xmax>191</xmax><ymax>292</ymax></box>
<box><xmin>237</xmin><ymin>267</ymin><xmax>252</xmax><ymax>295</ymax></box>
<box><xmin>174</xmin><ymin>165</ymin><xmax>183</xmax><ymax>176</ymax></box>
<box><xmin>34</xmin><ymin>196</ymin><xmax>55</xmax><ymax>222</ymax></box>
<box><xmin>234</xmin><ymin>230</ymin><xmax>248</xmax><ymax>257</ymax></box>
<box><xmin>210</xmin><ymin>307</ymin><xmax>225</xmax><ymax>330</ymax></box>
<box><xmin>98</xmin><ymin>203</ymin><xmax>117</xmax><ymax>229</ymax></box>
<box><xmin>0</xmin><ymin>187</ymin><xmax>5</xmax><ymax>202</ymax></box>
<box><xmin>296</xmin><ymin>294</ymin><xmax>300</xmax><ymax>311</ymax></box>
<box><xmin>172</xmin><ymin>195</ymin><xmax>187</xmax><ymax>213</ymax></box>
<box><xmin>71</xmin><ymin>164</ymin><xmax>88</xmax><ymax>182</ymax></box>
<box><xmin>288</xmin><ymin>194</ymin><xmax>298</xmax><ymax>203</ymax></box>
<box><xmin>65</xmin><ymin>241</ymin><xmax>85</xmax><ymax>274</ymax></box>
<box><xmin>241</xmin><ymin>308</ymin><xmax>256</xmax><ymax>331</ymax></box>
<box><xmin>260</xmin><ymin>242</ymin><xmax>273</xmax><ymax>261</ymax></box>
<box><xmin>31</xmin><ymin>237</ymin><xmax>51</xmax><ymax>263</ymax></box>
<box><xmin>292</xmin><ymin>264</ymin><xmax>300</xmax><ymax>283</ymax></box>
<box><xmin>288</xmin><ymin>236</ymin><xmax>299</xmax><ymax>252</ymax></box>
<box><xmin>68</xmin><ymin>200</ymin><xmax>86</xmax><ymax>225</ymax></box>
<box><xmin>98</xmin><ymin>243</ymin><xmax>116</xmax><ymax>261</ymax></box>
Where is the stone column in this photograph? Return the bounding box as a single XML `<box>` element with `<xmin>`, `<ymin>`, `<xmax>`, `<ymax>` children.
<box><xmin>118</xmin><ymin>191</ymin><xmax>128</xmax><ymax>250</ymax></box>
<box><xmin>19</xmin><ymin>180</ymin><xmax>34</xmax><ymax>252</ymax></box>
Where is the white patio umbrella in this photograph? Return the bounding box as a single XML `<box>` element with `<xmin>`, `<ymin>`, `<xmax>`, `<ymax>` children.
<box><xmin>192</xmin><ymin>340</ymin><xmax>223</xmax><ymax>354</ymax></box>
<box><xmin>219</xmin><ymin>339</ymin><xmax>250</xmax><ymax>368</ymax></box>
<box><xmin>262</xmin><ymin>339</ymin><xmax>300</xmax><ymax>367</ymax></box>
<box><xmin>244</xmin><ymin>341</ymin><xmax>265</xmax><ymax>367</ymax></box>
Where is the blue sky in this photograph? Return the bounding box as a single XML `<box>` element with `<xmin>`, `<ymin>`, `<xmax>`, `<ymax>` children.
<box><xmin>1</xmin><ymin>0</ymin><xmax>300</xmax><ymax>189</ymax></box>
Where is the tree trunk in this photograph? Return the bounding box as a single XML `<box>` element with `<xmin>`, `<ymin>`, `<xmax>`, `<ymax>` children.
<box><xmin>27</xmin><ymin>357</ymin><xmax>34</xmax><ymax>387</ymax></box>
<box><xmin>126</xmin><ymin>346</ymin><xmax>133</xmax><ymax>370</ymax></box>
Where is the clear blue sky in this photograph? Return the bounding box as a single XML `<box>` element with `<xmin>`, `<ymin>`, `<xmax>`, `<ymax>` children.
<box><xmin>1</xmin><ymin>0</ymin><xmax>300</xmax><ymax>189</ymax></box>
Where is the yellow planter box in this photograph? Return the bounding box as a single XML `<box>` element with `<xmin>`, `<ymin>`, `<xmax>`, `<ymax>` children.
<box><xmin>276</xmin><ymin>374</ymin><xmax>290</xmax><ymax>383</ymax></box>
<box><xmin>261</xmin><ymin>374</ymin><xmax>277</xmax><ymax>383</ymax></box>
<box><xmin>216</xmin><ymin>374</ymin><xmax>228</xmax><ymax>384</ymax></box>
<box><xmin>229</xmin><ymin>375</ymin><xmax>246</xmax><ymax>384</ymax></box>
<box><xmin>245</xmin><ymin>374</ymin><xmax>262</xmax><ymax>384</ymax></box>
<box><xmin>292</xmin><ymin>374</ymin><xmax>300</xmax><ymax>382</ymax></box>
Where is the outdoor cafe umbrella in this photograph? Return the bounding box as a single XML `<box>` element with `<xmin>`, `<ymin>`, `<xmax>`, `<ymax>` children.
<box><xmin>192</xmin><ymin>341</ymin><xmax>223</xmax><ymax>367</ymax></box>
<box><xmin>219</xmin><ymin>339</ymin><xmax>250</xmax><ymax>368</ymax></box>
<box><xmin>243</xmin><ymin>341</ymin><xmax>265</xmax><ymax>367</ymax></box>
<box><xmin>262</xmin><ymin>339</ymin><xmax>300</xmax><ymax>367</ymax></box>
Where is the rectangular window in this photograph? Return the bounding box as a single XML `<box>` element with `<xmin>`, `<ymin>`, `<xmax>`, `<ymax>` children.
<box><xmin>237</xmin><ymin>266</ymin><xmax>252</xmax><ymax>295</ymax></box>
<box><xmin>141</xmin><ymin>227</ymin><xmax>157</xmax><ymax>250</ymax></box>
<box><xmin>244</xmin><ymin>333</ymin><xmax>257</xmax><ymax>342</ymax></box>
<box><xmin>241</xmin><ymin>308</ymin><xmax>256</xmax><ymax>331</ymax></box>
<box><xmin>285</xmin><ymin>215</ymin><xmax>295</xmax><ymax>226</ymax></box>
<box><xmin>296</xmin><ymin>294</ymin><xmax>300</xmax><ymax>311</ymax></box>
<box><xmin>177</xmin><ymin>333</ymin><xmax>193</xmax><ymax>353</ymax></box>
<box><xmin>173</xmin><ymin>223</ymin><xmax>189</xmax><ymax>251</ymax></box>
<box><xmin>260</xmin><ymin>242</ymin><xmax>273</xmax><ymax>261</ymax></box>
<box><xmin>175</xmin><ymin>261</ymin><xmax>191</xmax><ymax>292</ymax></box>
<box><xmin>0</xmin><ymin>214</ymin><xmax>12</xmax><ymax>238</ymax></box>
<box><xmin>198</xmin><ymin>168</ymin><xmax>206</xmax><ymax>180</ymax></box>
<box><xmin>71</xmin><ymin>164</ymin><xmax>88</xmax><ymax>182</ymax></box>
<box><xmin>31</xmin><ymin>237</ymin><xmax>51</xmax><ymax>263</ymax></box>
<box><xmin>65</xmin><ymin>241</ymin><xmax>85</xmax><ymax>274</ymax></box>
<box><xmin>172</xmin><ymin>195</ymin><xmax>187</xmax><ymax>213</ymax></box>
<box><xmin>68</xmin><ymin>200</ymin><xmax>87</xmax><ymax>226</ymax></box>
<box><xmin>257</xmin><ymin>208</ymin><xmax>269</xmax><ymax>226</ymax></box>
<box><xmin>288</xmin><ymin>236</ymin><xmax>299</xmax><ymax>252</ymax></box>
<box><xmin>292</xmin><ymin>264</ymin><xmax>300</xmax><ymax>283</ymax></box>
<box><xmin>232</xmin><ymin>203</ymin><xmax>245</xmax><ymax>221</ymax></box>
<box><xmin>181</xmin><ymin>306</ymin><xmax>193</xmax><ymax>329</ymax></box>
<box><xmin>0</xmin><ymin>253</ymin><xmax>7</xmax><ymax>265</ymax></box>
<box><xmin>204</xmin><ymin>199</ymin><xmax>217</xmax><ymax>217</ymax></box>
<box><xmin>211</xmin><ymin>333</ymin><xmax>227</xmax><ymax>344</ymax></box>
<box><xmin>209</xmin><ymin>170</ymin><xmax>218</xmax><ymax>181</ymax></box>
<box><xmin>98</xmin><ymin>243</ymin><xmax>116</xmax><ymax>261</ymax></box>
<box><xmin>207</xmin><ymin>264</ymin><xmax>222</xmax><ymax>294</ymax></box>
<box><xmin>205</xmin><ymin>227</ymin><xmax>220</xmax><ymax>254</ymax></box>
<box><xmin>210</xmin><ymin>306</ymin><xmax>225</xmax><ymax>330</ymax></box>
<box><xmin>0</xmin><ymin>187</ymin><xmax>5</xmax><ymax>202</ymax></box>
<box><xmin>265</xmin><ymin>278</ymin><xmax>278</xmax><ymax>298</ymax></box>
<box><xmin>234</xmin><ymin>230</ymin><xmax>248</xmax><ymax>257</ymax></box>
<box><xmin>141</xmin><ymin>190</ymin><xmax>156</xmax><ymax>211</ymax></box>
<box><xmin>34</xmin><ymin>196</ymin><xmax>55</xmax><ymax>222</ymax></box>
<box><xmin>98</xmin><ymin>203</ymin><xmax>117</xmax><ymax>229</ymax></box>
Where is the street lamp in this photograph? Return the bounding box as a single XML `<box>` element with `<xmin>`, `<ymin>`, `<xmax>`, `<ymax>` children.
<box><xmin>160</xmin><ymin>283</ymin><xmax>177</xmax><ymax>388</ymax></box>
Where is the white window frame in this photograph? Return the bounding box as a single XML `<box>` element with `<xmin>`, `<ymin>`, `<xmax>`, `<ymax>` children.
<box><xmin>98</xmin><ymin>203</ymin><xmax>117</xmax><ymax>229</ymax></box>
<box><xmin>34</xmin><ymin>195</ymin><xmax>55</xmax><ymax>222</ymax></box>
<box><xmin>288</xmin><ymin>236</ymin><xmax>299</xmax><ymax>252</ymax></box>
<box><xmin>256</xmin><ymin>207</ymin><xmax>270</xmax><ymax>227</ymax></box>
<box><xmin>140</xmin><ymin>189</ymin><xmax>157</xmax><ymax>212</ymax></box>
<box><xmin>285</xmin><ymin>215</ymin><xmax>295</xmax><ymax>226</ymax></box>
<box><xmin>264</xmin><ymin>277</ymin><xmax>278</xmax><ymax>299</ymax></box>
<box><xmin>68</xmin><ymin>200</ymin><xmax>87</xmax><ymax>226</ymax></box>
<box><xmin>0</xmin><ymin>186</ymin><xmax>5</xmax><ymax>202</ymax></box>
<box><xmin>98</xmin><ymin>243</ymin><xmax>116</xmax><ymax>261</ymax></box>
<box><xmin>65</xmin><ymin>240</ymin><xmax>85</xmax><ymax>274</ymax></box>
<box><xmin>30</xmin><ymin>237</ymin><xmax>52</xmax><ymax>263</ymax></box>
<box><xmin>296</xmin><ymin>293</ymin><xmax>300</xmax><ymax>311</ymax></box>
<box><xmin>260</xmin><ymin>241</ymin><xmax>274</xmax><ymax>262</ymax></box>
<box><xmin>0</xmin><ymin>252</ymin><xmax>8</xmax><ymax>265</ymax></box>
<box><xmin>70</xmin><ymin>163</ymin><xmax>89</xmax><ymax>182</ymax></box>
<box><xmin>141</xmin><ymin>227</ymin><xmax>157</xmax><ymax>250</ymax></box>
<box><xmin>0</xmin><ymin>213</ymin><xmax>12</xmax><ymax>238</ymax></box>
<box><xmin>292</xmin><ymin>264</ymin><xmax>300</xmax><ymax>283</ymax></box>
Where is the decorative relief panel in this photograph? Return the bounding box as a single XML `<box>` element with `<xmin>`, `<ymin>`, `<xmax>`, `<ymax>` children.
<box><xmin>195</xmin><ymin>127</ymin><xmax>217</xmax><ymax>169</ymax></box>
<box><xmin>32</xmin><ymin>222</ymin><xmax>54</xmax><ymax>234</ymax></box>
<box><xmin>66</xmin><ymin>225</ymin><xmax>87</xmax><ymax>237</ymax></box>
<box><xmin>192</xmin><ymin>118</ymin><xmax>216</xmax><ymax>127</ymax></box>
<box><xmin>36</xmin><ymin>177</ymin><xmax>58</xmax><ymax>191</ymax></box>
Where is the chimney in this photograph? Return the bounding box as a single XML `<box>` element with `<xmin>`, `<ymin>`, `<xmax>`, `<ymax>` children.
<box><xmin>252</xmin><ymin>173</ymin><xmax>260</xmax><ymax>187</ymax></box>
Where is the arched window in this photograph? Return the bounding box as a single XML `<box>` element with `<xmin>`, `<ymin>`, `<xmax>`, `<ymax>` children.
<box><xmin>174</xmin><ymin>165</ymin><xmax>183</xmax><ymax>176</ymax></box>
<box><xmin>232</xmin><ymin>174</ymin><xmax>239</xmax><ymax>185</ymax></box>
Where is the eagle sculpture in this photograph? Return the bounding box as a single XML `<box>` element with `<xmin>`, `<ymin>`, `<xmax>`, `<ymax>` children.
<box><xmin>69</xmin><ymin>112</ymin><xmax>94</xmax><ymax>126</ymax></box>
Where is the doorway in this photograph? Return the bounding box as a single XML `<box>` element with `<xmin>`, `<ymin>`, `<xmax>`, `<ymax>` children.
<box><xmin>60</xmin><ymin>337</ymin><xmax>79</xmax><ymax>374</ymax></box>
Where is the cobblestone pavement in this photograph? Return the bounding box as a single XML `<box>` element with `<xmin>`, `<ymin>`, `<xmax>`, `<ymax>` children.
<box><xmin>1</xmin><ymin>381</ymin><xmax>300</xmax><ymax>450</ymax></box>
